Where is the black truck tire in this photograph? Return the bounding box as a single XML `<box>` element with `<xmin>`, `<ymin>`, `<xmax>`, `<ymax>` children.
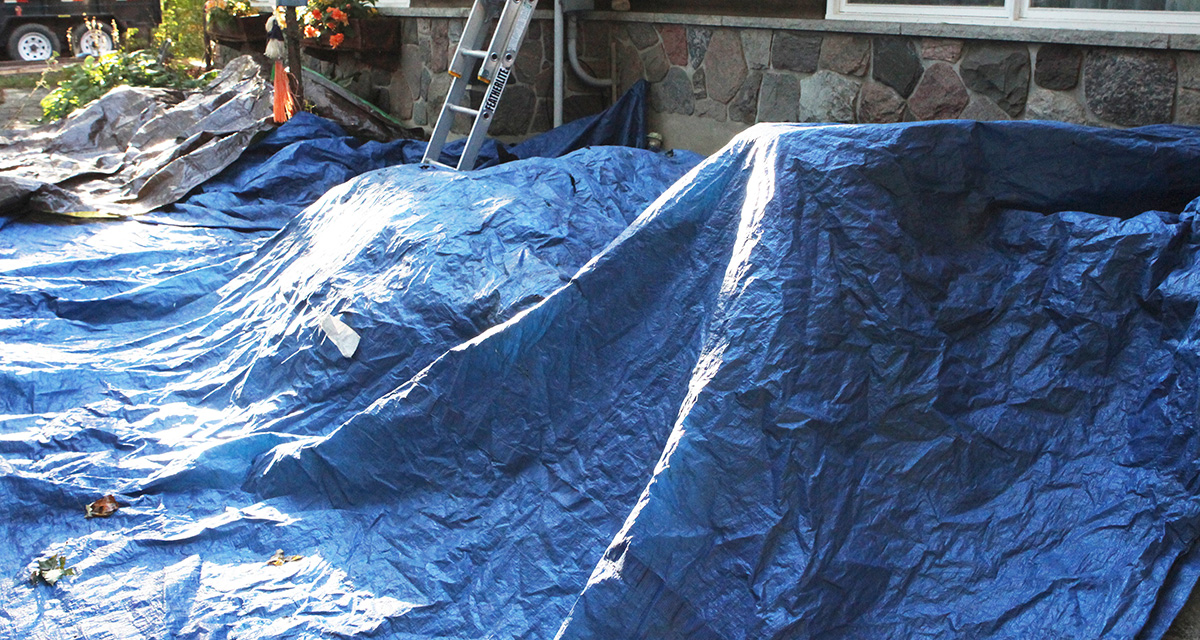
<box><xmin>71</xmin><ymin>22</ymin><xmax>115</xmax><ymax>58</ymax></box>
<box><xmin>7</xmin><ymin>24</ymin><xmax>60</xmax><ymax>62</ymax></box>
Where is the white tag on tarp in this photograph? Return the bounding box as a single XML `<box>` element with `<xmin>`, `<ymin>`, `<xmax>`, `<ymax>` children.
<box><xmin>318</xmin><ymin>313</ymin><xmax>360</xmax><ymax>359</ymax></box>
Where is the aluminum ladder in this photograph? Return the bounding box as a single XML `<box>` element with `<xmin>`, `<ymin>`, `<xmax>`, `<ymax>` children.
<box><xmin>421</xmin><ymin>0</ymin><xmax>539</xmax><ymax>171</ymax></box>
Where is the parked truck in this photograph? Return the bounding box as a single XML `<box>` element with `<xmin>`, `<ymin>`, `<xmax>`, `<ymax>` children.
<box><xmin>1</xmin><ymin>0</ymin><xmax>161</xmax><ymax>61</ymax></box>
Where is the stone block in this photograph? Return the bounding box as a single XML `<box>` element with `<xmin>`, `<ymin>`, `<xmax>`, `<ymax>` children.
<box><xmin>959</xmin><ymin>95</ymin><xmax>1010</xmax><ymax>121</ymax></box>
<box><xmin>820</xmin><ymin>34</ymin><xmax>869</xmax><ymax>77</ymax></box>
<box><xmin>960</xmin><ymin>42</ymin><xmax>1030</xmax><ymax>117</ymax></box>
<box><xmin>372</xmin><ymin>87</ymin><xmax>390</xmax><ymax>113</ymax></box>
<box><xmin>729</xmin><ymin>71</ymin><xmax>764</xmax><ymax>124</ymax></box>
<box><xmin>642</xmin><ymin>43</ymin><xmax>671</xmax><ymax>83</ymax></box>
<box><xmin>661</xmin><ymin>24</ymin><xmax>688</xmax><ymax>67</ymax></box>
<box><xmin>1179</xmin><ymin>52</ymin><xmax>1200</xmax><ymax>91</ymax></box>
<box><xmin>1083</xmin><ymin>48</ymin><xmax>1175</xmax><ymax>126</ymax></box>
<box><xmin>579</xmin><ymin>22</ymin><xmax>611</xmax><ymax>60</ymax></box>
<box><xmin>419</xmin><ymin>68</ymin><xmax>432</xmax><ymax>102</ymax></box>
<box><xmin>800</xmin><ymin>70</ymin><xmax>861</xmax><ymax>123</ymax></box>
<box><xmin>400</xmin><ymin>43</ymin><xmax>423</xmax><ymax>107</ymax></box>
<box><xmin>757</xmin><ymin>72</ymin><xmax>801</xmax><ymax>122</ymax></box>
<box><xmin>432</xmin><ymin>22</ymin><xmax>450</xmax><ymax>75</ymax></box>
<box><xmin>907</xmin><ymin>62</ymin><xmax>968</xmax><ymax>120</ymax></box>
<box><xmin>772</xmin><ymin>32</ymin><xmax>822</xmax><ymax>73</ymax></box>
<box><xmin>391</xmin><ymin>79</ymin><xmax>413</xmax><ymax>121</ymax></box>
<box><xmin>857</xmin><ymin>81</ymin><xmax>905</xmax><ymax>123</ymax></box>
<box><xmin>515</xmin><ymin>36</ymin><xmax>543</xmax><ymax>85</ymax></box>
<box><xmin>742</xmin><ymin>29</ymin><xmax>772</xmax><ymax>71</ymax></box>
<box><xmin>872</xmin><ymin>36</ymin><xmax>923</xmax><ymax>98</ymax></box>
<box><xmin>427</xmin><ymin>73</ymin><xmax>451</xmax><ymax>110</ymax></box>
<box><xmin>705</xmin><ymin>30</ymin><xmax>748</xmax><ymax>104</ymax></box>
<box><xmin>921</xmin><ymin>39</ymin><xmax>962</xmax><ymax>63</ymax></box>
<box><xmin>650</xmin><ymin>66</ymin><xmax>695</xmax><ymax>115</ymax></box>
<box><xmin>412</xmin><ymin>101</ymin><xmax>427</xmax><ymax>127</ymax></box>
<box><xmin>403</xmin><ymin>18</ymin><xmax>417</xmax><ymax>44</ymax></box>
<box><xmin>616</xmin><ymin>39</ymin><xmax>644</xmax><ymax>96</ymax></box>
<box><xmin>536</xmin><ymin>67</ymin><xmax>553</xmax><ymax>97</ymax></box>
<box><xmin>688</xmin><ymin>27</ymin><xmax>713</xmax><ymax>67</ymax></box>
<box><xmin>532</xmin><ymin>98</ymin><xmax>552</xmax><ymax>133</ymax></box>
<box><xmin>695</xmin><ymin>98</ymin><xmax>728</xmax><ymax>122</ymax></box>
<box><xmin>491</xmin><ymin>84</ymin><xmax>537</xmax><ymax>136</ymax></box>
<box><xmin>693</xmin><ymin>67</ymin><xmax>707</xmax><ymax>100</ymax></box>
<box><xmin>1024</xmin><ymin>86</ymin><xmax>1086</xmax><ymax>124</ymax></box>
<box><xmin>1034</xmin><ymin>44</ymin><xmax>1081</xmax><ymax>91</ymax></box>
<box><xmin>627</xmin><ymin>23</ymin><xmax>659</xmax><ymax>50</ymax></box>
<box><xmin>564</xmin><ymin>93</ymin><xmax>606</xmax><ymax>122</ymax></box>
<box><xmin>1178</xmin><ymin>87</ymin><xmax>1200</xmax><ymax>125</ymax></box>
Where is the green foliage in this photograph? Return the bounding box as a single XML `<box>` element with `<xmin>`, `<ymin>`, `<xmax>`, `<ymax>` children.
<box><xmin>39</xmin><ymin>50</ymin><xmax>216</xmax><ymax>121</ymax></box>
<box><xmin>30</xmin><ymin>554</ymin><xmax>76</xmax><ymax>587</ymax></box>
<box><xmin>156</xmin><ymin>0</ymin><xmax>207</xmax><ymax>60</ymax></box>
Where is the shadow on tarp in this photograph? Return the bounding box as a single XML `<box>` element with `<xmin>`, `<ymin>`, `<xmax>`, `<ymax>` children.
<box><xmin>0</xmin><ymin>47</ymin><xmax>646</xmax><ymax>223</ymax></box>
<box><xmin>8</xmin><ymin>116</ymin><xmax>1200</xmax><ymax>640</ymax></box>
<box><xmin>144</xmin><ymin>78</ymin><xmax>650</xmax><ymax>231</ymax></box>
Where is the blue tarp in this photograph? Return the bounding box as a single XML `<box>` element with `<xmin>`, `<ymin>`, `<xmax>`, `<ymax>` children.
<box><xmin>4</xmin><ymin>117</ymin><xmax>1200</xmax><ymax>640</ymax></box>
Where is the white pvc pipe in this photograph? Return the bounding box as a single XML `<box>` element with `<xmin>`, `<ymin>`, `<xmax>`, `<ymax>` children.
<box><xmin>567</xmin><ymin>14</ymin><xmax>612</xmax><ymax>88</ymax></box>
<box><xmin>553</xmin><ymin>0</ymin><xmax>564</xmax><ymax>128</ymax></box>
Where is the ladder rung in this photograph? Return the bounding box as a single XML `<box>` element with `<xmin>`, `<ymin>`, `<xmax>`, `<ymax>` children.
<box><xmin>461</xmin><ymin>49</ymin><xmax>488</xmax><ymax>60</ymax></box>
<box><xmin>422</xmin><ymin>160</ymin><xmax>455</xmax><ymax>170</ymax></box>
<box><xmin>448</xmin><ymin>104</ymin><xmax>480</xmax><ymax>117</ymax></box>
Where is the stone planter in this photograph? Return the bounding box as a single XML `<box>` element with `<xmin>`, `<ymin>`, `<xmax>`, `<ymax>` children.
<box><xmin>301</xmin><ymin>17</ymin><xmax>401</xmax><ymax>52</ymax></box>
<box><xmin>206</xmin><ymin>14</ymin><xmax>270</xmax><ymax>45</ymax></box>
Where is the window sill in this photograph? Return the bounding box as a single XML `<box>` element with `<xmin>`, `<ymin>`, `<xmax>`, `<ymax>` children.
<box><xmin>580</xmin><ymin>9</ymin><xmax>1200</xmax><ymax>50</ymax></box>
<box><xmin>370</xmin><ymin>6</ymin><xmax>1200</xmax><ymax>51</ymax></box>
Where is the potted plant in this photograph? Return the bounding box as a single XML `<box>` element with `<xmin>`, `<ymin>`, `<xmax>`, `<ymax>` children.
<box><xmin>301</xmin><ymin>0</ymin><xmax>400</xmax><ymax>51</ymax></box>
<box><xmin>205</xmin><ymin>0</ymin><xmax>268</xmax><ymax>44</ymax></box>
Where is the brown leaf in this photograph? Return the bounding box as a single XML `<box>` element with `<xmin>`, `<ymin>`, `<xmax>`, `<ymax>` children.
<box><xmin>85</xmin><ymin>495</ymin><xmax>119</xmax><ymax>518</ymax></box>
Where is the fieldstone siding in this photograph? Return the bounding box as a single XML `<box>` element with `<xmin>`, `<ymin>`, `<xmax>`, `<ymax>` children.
<box><xmin>612</xmin><ymin>23</ymin><xmax>1200</xmax><ymax>128</ymax></box>
<box><xmin>214</xmin><ymin>16</ymin><xmax>1200</xmax><ymax>139</ymax></box>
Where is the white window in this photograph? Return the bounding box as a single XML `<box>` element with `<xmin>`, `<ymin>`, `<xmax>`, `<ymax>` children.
<box><xmin>827</xmin><ymin>0</ymin><xmax>1200</xmax><ymax>33</ymax></box>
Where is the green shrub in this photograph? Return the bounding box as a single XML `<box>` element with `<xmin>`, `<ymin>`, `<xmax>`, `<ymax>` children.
<box><xmin>155</xmin><ymin>0</ymin><xmax>207</xmax><ymax>60</ymax></box>
<box><xmin>39</xmin><ymin>50</ymin><xmax>216</xmax><ymax>121</ymax></box>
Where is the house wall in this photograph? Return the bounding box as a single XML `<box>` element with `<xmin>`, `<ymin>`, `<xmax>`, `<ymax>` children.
<box><xmin>213</xmin><ymin>13</ymin><xmax>1200</xmax><ymax>154</ymax></box>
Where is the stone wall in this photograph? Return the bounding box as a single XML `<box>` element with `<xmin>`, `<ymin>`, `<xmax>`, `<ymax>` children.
<box><xmin>611</xmin><ymin>23</ymin><xmax>1200</xmax><ymax>131</ymax></box>
<box><xmin>214</xmin><ymin>15</ymin><xmax>1200</xmax><ymax>150</ymax></box>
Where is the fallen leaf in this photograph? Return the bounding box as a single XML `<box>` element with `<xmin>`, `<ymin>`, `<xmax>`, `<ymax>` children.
<box><xmin>85</xmin><ymin>495</ymin><xmax>119</xmax><ymax>519</ymax></box>
<box><xmin>30</xmin><ymin>554</ymin><xmax>77</xmax><ymax>586</ymax></box>
<box><xmin>267</xmin><ymin>549</ymin><xmax>304</xmax><ymax>566</ymax></box>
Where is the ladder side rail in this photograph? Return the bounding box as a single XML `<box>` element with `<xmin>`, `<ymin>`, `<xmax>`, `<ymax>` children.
<box><xmin>421</xmin><ymin>0</ymin><xmax>493</xmax><ymax>165</ymax></box>
<box><xmin>457</xmin><ymin>65</ymin><xmax>512</xmax><ymax>170</ymax></box>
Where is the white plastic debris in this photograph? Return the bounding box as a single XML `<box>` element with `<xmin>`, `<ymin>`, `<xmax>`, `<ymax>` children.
<box><xmin>318</xmin><ymin>313</ymin><xmax>360</xmax><ymax>359</ymax></box>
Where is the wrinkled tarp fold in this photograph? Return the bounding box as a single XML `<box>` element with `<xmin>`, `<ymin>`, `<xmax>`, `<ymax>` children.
<box><xmin>3</xmin><ymin>117</ymin><xmax>1200</xmax><ymax>640</ymax></box>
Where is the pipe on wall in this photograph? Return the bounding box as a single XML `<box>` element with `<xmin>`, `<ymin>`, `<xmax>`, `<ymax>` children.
<box><xmin>553</xmin><ymin>0</ymin><xmax>564</xmax><ymax>128</ymax></box>
<box><xmin>567</xmin><ymin>14</ymin><xmax>613</xmax><ymax>88</ymax></box>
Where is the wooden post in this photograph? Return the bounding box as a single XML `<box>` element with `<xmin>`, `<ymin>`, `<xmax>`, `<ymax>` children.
<box><xmin>284</xmin><ymin>5</ymin><xmax>305</xmax><ymax>106</ymax></box>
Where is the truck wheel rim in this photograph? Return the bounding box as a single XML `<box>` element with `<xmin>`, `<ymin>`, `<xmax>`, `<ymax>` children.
<box><xmin>78</xmin><ymin>30</ymin><xmax>113</xmax><ymax>57</ymax></box>
<box><xmin>17</xmin><ymin>33</ymin><xmax>53</xmax><ymax>61</ymax></box>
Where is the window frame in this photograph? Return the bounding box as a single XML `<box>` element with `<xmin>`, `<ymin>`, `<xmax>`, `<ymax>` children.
<box><xmin>826</xmin><ymin>0</ymin><xmax>1200</xmax><ymax>33</ymax></box>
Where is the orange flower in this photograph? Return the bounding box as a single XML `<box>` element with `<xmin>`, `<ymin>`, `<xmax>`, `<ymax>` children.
<box><xmin>329</xmin><ymin>7</ymin><xmax>348</xmax><ymax>23</ymax></box>
<box><xmin>304</xmin><ymin>25</ymin><xmax>319</xmax><ymax>38</ymax></box>
<box><xmin>310</xmin><ymin>8</ymin><xmax>321</xmax><ymax>19</ymax></box>
<box><xmin>329</xmin><ymin>32</ymin><xmax>345</xmax><ymax>48</ymax></box>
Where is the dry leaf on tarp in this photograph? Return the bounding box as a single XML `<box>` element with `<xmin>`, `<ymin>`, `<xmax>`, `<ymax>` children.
<box><xmin>267</xmin><ymin>549</ymin><xmax>304</xmax><ymax>566</ymax></box>
<box><xmin>85</xmin><ymin>495</ymin><xmax>119</xmax><ymax>518</ymax></box>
